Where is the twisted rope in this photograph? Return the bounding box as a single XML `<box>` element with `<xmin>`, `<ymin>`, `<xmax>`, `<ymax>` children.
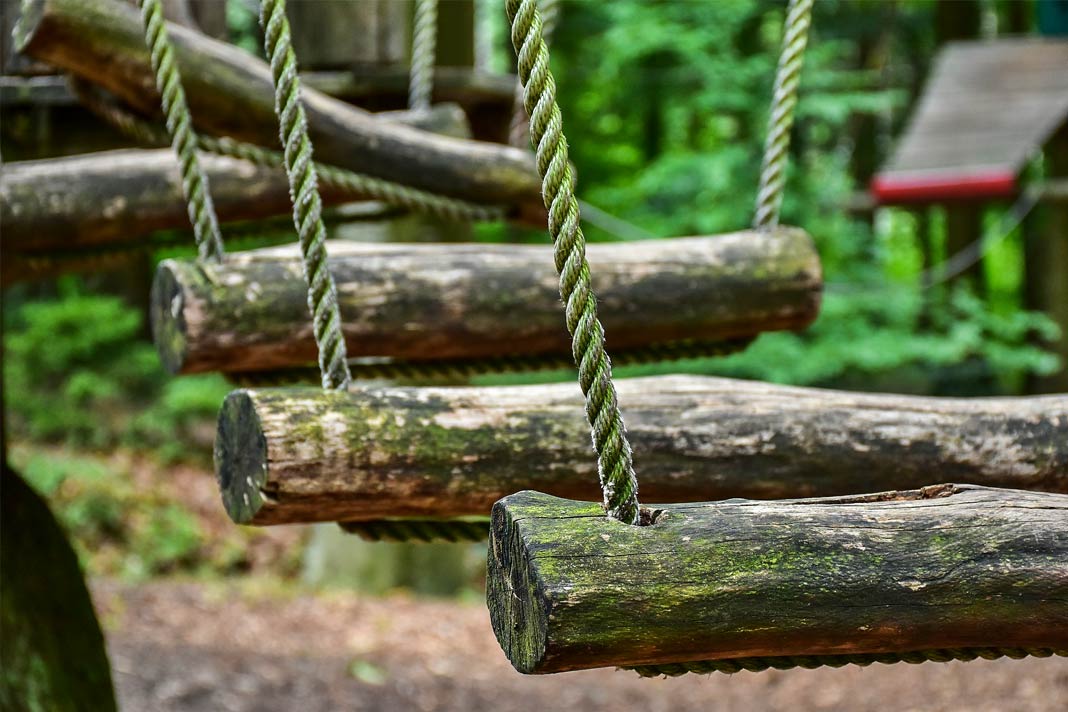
<box><xmin>409</xmin><ymin>0</ymin><xmax>438</xmax><ymax>111</ymax></box>
<box><xmin>340</xmin><ymin>519</ymin><xmax>488</xmax><ymax>544</ymax></box>
<box><xmin>260</xmin><ymin>0</ymin><xmax>351</xmax><ymax>390</ymax></box>
<box><xmin>753</xmin><ymin>0</ymin><xmax>813</xmax><ymax>231</ymax></box>
<box><xmin>627</xmin><ymin>647</ymin><xmax>1067</xmax><ymax>678</ymax></box>
<box><xmin>508</xmin><ymin>0</ymin><xmax>639</xmax><ymax>525</ymax></box>
<box><xmin>226</xmin><ymin>337</ymin><xmax>753</xmax><ymax>387</ymax></box>
<box><xmin>509</xmin><ymin>0</ymin><xmax>561</xmax><ymax>148</ymax></box>
<box><xmin>72</xmin><ymin>79</ymin><xmax>506</xmax><ymax>225</ymax></box>
<box><xmin>137</xmin><ymin>0</ymin><xmax>224</xmax><ymax>262</ymax></box>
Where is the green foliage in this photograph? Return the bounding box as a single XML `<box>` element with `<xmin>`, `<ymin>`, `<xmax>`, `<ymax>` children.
<box><xmin>529</xmin><ymin>0</ymin><xmax>1063</xmax><ymax>393</ymax></box>
<box><xmin>16</xmin><ymin>449</ymin><xmax>203</xmax><ymax>579</ymax></box>
<box><xmin>3</xmin><ymin>284</ymin><xmax>230</xmax><ymax>459</ymax></box>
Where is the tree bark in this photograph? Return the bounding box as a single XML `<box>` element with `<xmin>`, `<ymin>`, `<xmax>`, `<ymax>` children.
<box><xmin>152</xmin><ymin>227</ymin><xmax>821</xmax><ymax>375</ymax></box>
<box><xmin>213</xmin><ymin>374</ymin><xmax>1068</xmax><ymax>526</ymax></box>
<box><xmin>13</xmin><ymin>0</ymin><xmax>544</xmax><ymax>217</ymax></box>
<box><xmin>487</xmin><ymin>486</ymin><xmax>1068</xmax><ymax>674</ymax></box>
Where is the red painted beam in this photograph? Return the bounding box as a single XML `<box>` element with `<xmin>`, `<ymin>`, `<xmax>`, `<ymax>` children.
<box><xmin>871</xmin><ymin>170</ymin><xmax>1017</xmax><ymax>204</ymax></box>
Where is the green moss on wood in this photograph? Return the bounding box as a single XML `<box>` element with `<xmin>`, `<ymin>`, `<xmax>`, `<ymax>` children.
<box><xmin>487</xmin><ymin>488</ymin><xmax>1068</xmax><ymax>674</ymax></box>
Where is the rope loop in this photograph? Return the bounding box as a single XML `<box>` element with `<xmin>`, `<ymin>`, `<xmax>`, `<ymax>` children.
<box><xmin>507</xmin><ymin>0</ymin><xmax>640</xmax><ymax>525</ymax></box>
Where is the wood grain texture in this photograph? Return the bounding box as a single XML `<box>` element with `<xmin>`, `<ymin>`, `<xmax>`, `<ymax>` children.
<box><xmin>879</xmin><ymin>38</ymin><xmax>1068</xmax><ymax>177</ymax></box>
<box><xmin>212</xmin><ymin>374</ymin><xmax>1068</xmax><ymax>525</ymax></box>
<box><xmin>14</xmin><ymin>0</ymin><xmax>543</xmax><ymax>215</ymax></box>
<box><xmin>486</xmin><ymin>486</ymin><xmax>1068</xmax><ymax>673</ymax></box>
<box><xmin>154</xmin><ymin>227</ymin><xmax>821</xmax><ymax>375</ymax></box>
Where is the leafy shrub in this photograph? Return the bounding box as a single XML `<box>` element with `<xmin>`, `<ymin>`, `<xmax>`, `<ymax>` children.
<box><xmin>16</xmin><ymin>449</ymin><xmax>203</xmax><ymax>579</ymax></box>
<box><xmin>4</xmin><ymin>285</ymin><xmax>230</xmax><ymax>460</ymax></box>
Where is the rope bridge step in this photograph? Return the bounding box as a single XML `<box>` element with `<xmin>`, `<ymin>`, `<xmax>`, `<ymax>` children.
<box><xmin>487</xmin><ymin>487</ymin><xmax>1068</xmax><ymax>675</ymax></box>
<box><xmin>151</xmin><ymin>228</ymin><xmax>821</xmax><ymax>376</ymax></box>
<box><xmin>212</xmin><ymin>376</ymin><xmax>1068</xmax><ymax>527</ymax></box>
<box><xmin>14</xmin><ymin>0</ymin><xmax>544</xmax><ymax>217</ymax></box>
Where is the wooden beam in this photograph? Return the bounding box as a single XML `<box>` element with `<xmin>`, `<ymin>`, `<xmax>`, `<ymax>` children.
<box><xmin>153</xmin><ymin>227</ymin><xmax>821</xmax><ymax>375</ymax></box>
<box><xmin>0</xmin><ymin>98</ymin><xmax>471</xmax><ymax>255</ymax></box>
<box><xmin>13</xmin><ymin>0</ymin><xmax>544</xmax><ymax>217</ymax></box>
<box><xmin>487</xmin><ymin>486</ymin><xmax>1068</xmax><ymax>674</ymax></box>
<box><xmin>213</xmin><ymin>374</ymin><xmax>1068</xmax><ymax>526</ymax></box>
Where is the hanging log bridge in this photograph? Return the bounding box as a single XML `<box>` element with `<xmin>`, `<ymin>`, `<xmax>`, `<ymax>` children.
<box><xmin>213</xmin><ymin>374</ymin><xmax>1068</xmax><ymax>526</ymax></box>
<box><xmin>486</xmin><ymin>486</ymin><xmax>1068</xmax><ymax>675</ymax></box>
<box><xmin>13</xmin><ymin>0</ymin><xmax>544</xmax><ymax>219</ymax></box>
<box><xmin>152</xmin><ymin>227</ymin><xmax>822</xmax><ymax>375</ymax></box>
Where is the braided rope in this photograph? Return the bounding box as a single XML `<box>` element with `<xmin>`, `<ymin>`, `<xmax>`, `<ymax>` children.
<box><xmin>753</xmin><ymin>0</ymin><xmax>813</xmax><ymax>231</ymax></box>
<box><xmin>260</xmin><ymin>0</ymin><xmax>351</xmax><ymax>390</ymax></box>
<box><xmin>73</xmin><ymin>78</ymin><xmax>506</xmax><ymax>225</ymax></box>
<box><xmin>627</xmin><ymin>647</ymin><xmax>1067</xmax><ymax>678</ymax></box>
<box><xmin>225</xmin><ymin>336</ymin><xmax>753</xmax><ymax>387</ymax></box>
<box><xmin>137</xmin><ymin>0</ymin><xmax>224</xmax><ymax>262</ymax></box>
<box><xmin>339</xmin><ymin>519</ymin><xmax>488</xmax><ymax>543</ymax></box>
<box><xmin>509</xmin><ymin>0</ymin><xmax>561</xmax><ymax>148</ymax></box>
<box><xmin>409</xmin><ymin>0</ymin><xmax>438</xmax><ymax>111</ymax></box>
<box><xmin>508</xmin><ymin>0</ymin><xmax>639</xmax><ymax>525</ymax></box>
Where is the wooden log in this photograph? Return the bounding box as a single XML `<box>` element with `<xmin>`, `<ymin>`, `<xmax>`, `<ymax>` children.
<box><xmin>0</xmin><ymin>99</ymin><xmax>470</xmax><ymax>253</ymax></box>
<box><xmin>153</xmin><ymin>226</ymin><xmax>821</xmax><ymax>374</ymax></box>
<box><xmin>213</xmin><ymin>374</ymin><xmax>1068</xmax><ymax>525</ymax></box>
<box><xmin>487</xmin><ymin>486</ymin><xmax>1068</xmax><ymax>674</ymax></box>
<box><xmin>0</xmin><ymin>149</ymin><xmax>309</xmax><ymax>254</ymax></box>
<box><xmin>14</xmin><ymin>0</ymin><xmax>544</xmax><ymax>216</ymax></box>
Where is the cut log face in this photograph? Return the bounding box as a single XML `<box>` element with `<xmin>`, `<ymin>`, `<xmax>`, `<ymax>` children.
<box><xmin>14</xmin><ymin>0</ymin><xmax>543</xmax><ymax>213</ymax></box>
<box><xmin>154</xmin><ymin>227</ymin><xmax>822</xmax><ymax>374</ymax></box>
<box><xmin>486</xmin><ymin>487</ymin><xmax>1068</xmax><ymax>674</ymax></box>
<box><xmin>212</xmin><ymin>375</ymin><xmax>1068</xmax><ymax>526</ymax></box>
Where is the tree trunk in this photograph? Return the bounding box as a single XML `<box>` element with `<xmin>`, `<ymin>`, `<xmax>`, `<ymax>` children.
<box><xmin>1</xmin><ymin>466</ymin><xmax>116</xmax><ymax>710</ymax></box>
<box><xmin>487</xmin><ymin>486</ymin><xmax>1068</xmax><ymax>674</ymax></box>
<box><xmin>151</xmin><ymin>227</ymin><xmax>822</xmax><ymax>375</ymax></box>
<box><xmin>13</xmin><ymin>0</ymin><xmax>544</xmax><ymax>216</ymax></box>
<box><xmin>213</xmin><ymin>374</ymin><xmax>1068</xmax><ymax>526</ymax></box>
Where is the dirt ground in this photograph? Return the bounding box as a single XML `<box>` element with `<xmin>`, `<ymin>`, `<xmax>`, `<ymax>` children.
<box><xmin>94</xmin><ymin>579</ymin><xmax>1067</xmax><ymax>712</ymax></box>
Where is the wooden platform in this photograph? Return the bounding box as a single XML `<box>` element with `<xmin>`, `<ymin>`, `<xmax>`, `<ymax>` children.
<box><xmin>872</xmin><ymin>38</ymin><xmax>1068</xmax><ymax>203</ymax></box>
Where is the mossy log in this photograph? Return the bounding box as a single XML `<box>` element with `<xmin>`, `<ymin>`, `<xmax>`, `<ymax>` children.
<box><xmin>213</xmin><ymin>374</ymin><xmax>1068</xmax><ymax>526</ymax></box>
<box><xmin>13</xmin><ymin>0</ymin><xmax>543</xmax><ymax>217</ymax></box>
<box><xmin>153</xmin><ymin>226</ymin><xmax>821</xmax><ymax>374</ymax></box>
<box><xmin>487</xmin><ymin>486</ymin><xmax>1068</xmax><ymax>674</ymax></box>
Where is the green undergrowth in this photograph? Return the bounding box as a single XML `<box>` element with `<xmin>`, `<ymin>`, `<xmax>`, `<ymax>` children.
<box><xmin>9</xmin><ymin>446</ymin><xmax>304</xmax><ymax>582</ymax></box>
<box><xmin>3</xmin><ymin>281</ymin><xmax>231</xmax><ymax>463</ymax></box>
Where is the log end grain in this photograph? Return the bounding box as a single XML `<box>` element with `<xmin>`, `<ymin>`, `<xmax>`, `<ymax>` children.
<box><xmin>150</xmin><ymin>259</ymin><xmax>191</xmax><ymax>375</ymax></box>
<box><xmin>213</xmin><ymin>389</ymin><xmax>269</xmax><ymax>524</ymax></box>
